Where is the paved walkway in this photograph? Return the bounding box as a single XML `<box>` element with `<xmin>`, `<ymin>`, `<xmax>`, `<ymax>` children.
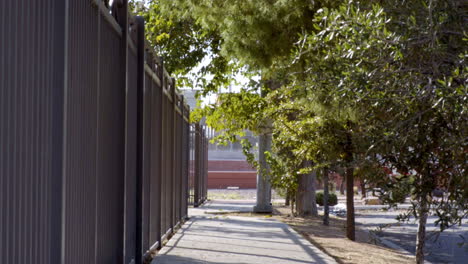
<box><xmin>152</xmin><ymin>200</ymin><xmax>337</xmax><ymax>264</ymax></box>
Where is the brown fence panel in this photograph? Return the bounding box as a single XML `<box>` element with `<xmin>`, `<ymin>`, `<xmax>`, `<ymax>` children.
<box><xmin>141</xmin><ymin>54</ymin><xmax>153</xmax><ymax>254</ymax></box>
<box><xmin>189</xmin><ymin>126</ymin><xmax>196</xmax><ymax>205</ymax></box>
<box><xmin>191</xmin><ymin>124</ymin><xmax>209</xmax><ymax>207</ymax></box>
<box><xmin>0</xmin><ymin>1</ymin><xmax>66</xmax><ymax>263</ymax></box>
<box><xmin>62</xmin><ymin>1</ymin><xmax>100</xmax><ymax>262</ymax></box>
<box><xmin>148</xmin><ymin>61</ymin><xmax>163</xmax><ymax>251</ymax></box>
<box><xmin>0</xmin><ymin>1</ymin><xmax>207</xmax><ymax>263</ymax></box>
<box><xmin>161</xmin><ymin>78</ymin><xmax>169</xmax><ymax>237</ymax></box>
<box><xmin>183</xmin><ymin>106</ymin><xmax>191</xmax><ymax>217</ymax></box>
<box><xmin>94</xmin><ymin>11</ymin><xmax>126</xmax><ymax>264</ymax></box>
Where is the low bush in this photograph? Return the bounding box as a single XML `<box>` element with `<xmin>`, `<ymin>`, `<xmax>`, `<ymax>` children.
<box><xmin>353</xmin><ymin>186</ymin><xmax>359</xmax><ymax>195</ymax></box>
<box><xmin>316</xmin><ymin>191</ymin><xmax>338</xmax><ymax>206</ymax></box>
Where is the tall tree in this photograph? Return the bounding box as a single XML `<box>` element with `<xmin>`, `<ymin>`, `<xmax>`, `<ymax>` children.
<box><xmin>272</xmin><ymin>0</ymin><xmax>467</xmax><ymax>259</ymax></box>
<box><xmin>372</xmin><ymin>1</ymin><xmax>467</xmax><ymax>262</ymax></box>
<box><xmin>164</xmin><ymin>0</ymin><xmax>333</xmax><ymax>213</ymax></box>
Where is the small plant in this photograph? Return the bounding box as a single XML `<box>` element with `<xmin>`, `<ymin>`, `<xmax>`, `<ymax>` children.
<box><xmin>353</xmin><ymin>186</ymin><xmax>359</xmax><ymax>195</ymax></box>
<box><xmin>316</xmin><ymin>191</ymin><xmax>338</xmax><ymax>206</ymax></box>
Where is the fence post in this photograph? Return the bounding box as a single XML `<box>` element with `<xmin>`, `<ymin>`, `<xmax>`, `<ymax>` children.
<box><xmin>200</xmin><ymin>124</ymin><xmax>204</xmax><ymax>206</ymax></box>
<box><xmin>155</xmin><ymin>57</ymin><xmax>164</xmax><ymax>250</ymax></box>
<box><xmin>169</xmin><ymin>78</ymin><xmax>174</xmax><ymax>231</ymax></box>
<box><xmin>134</xmin><ymin>14</ymin><xmax>145</xmax><ymax>264</ymax></box>
<box><xmin>204</xmin><ymin>130</ymin><xmax>208</xmax><ymax>202</ymax></box>
<box><xmin>194</xmin><ymin>124</ymin><xmax>200</xmax><ymax>207</ymax></box>
<box><xmin>56</xmin><ymin>1</ymin><xmax>68</xmax><ymax>262</ymax></box>
<box><xmin>180</xmin><ymin>96</ymin><xmax>186</xmax><ymax>220</ymax></box>
<box><xmin>185</xmin><ymin>113</ymin><xmax>190</xmax><ymax>217</ymax></box>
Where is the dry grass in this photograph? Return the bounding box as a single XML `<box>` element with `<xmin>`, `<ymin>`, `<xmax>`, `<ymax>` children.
<box><xmin>228</xmin><ymin>206</ymin><xmax>415</xmax><ymax>264</ymax></box>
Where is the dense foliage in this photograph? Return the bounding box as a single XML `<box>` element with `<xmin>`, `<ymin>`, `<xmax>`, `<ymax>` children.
<box><xmin>137</xmin><ymin>0</ymin><xmax>467</xmax><ymax>262</ymax></box>
<box><xmin>129</xmin><ymin>0</ymin><xmax>233</xmax><ymax>93</ymax></box>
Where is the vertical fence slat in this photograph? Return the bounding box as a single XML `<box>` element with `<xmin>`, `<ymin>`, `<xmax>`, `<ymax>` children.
<box><xmin>124</xmin><ymin>38</ymin><xmax>138</xmax><ymax>264</ymax></box>
<box><xmin>134</xmin><ymin>14</ymin><xmax>145</xmax><ymax>264</ymax></box>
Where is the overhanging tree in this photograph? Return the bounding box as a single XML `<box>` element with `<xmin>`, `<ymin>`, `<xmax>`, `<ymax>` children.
<box><xmin>162</xmin><ymin>0</ymin><xmax>334</xmax><ymax>214</ymax></box>
<box><xmin>137</xmin><ymin>1</ymin><xmax>467</xmax><ymax>261</ymax></box>
<box><xmin>130</xmin><ymin>0</ymin><xmax>233</xmax><ymax>91</ymax></box>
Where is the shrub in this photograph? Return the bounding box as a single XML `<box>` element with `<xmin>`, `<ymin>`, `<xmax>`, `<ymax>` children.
<box><xmin>316</xmin><ymin>191</ymin><xmax>338</xmax><ymax>206</ymax></box>
<box><xmin>353</xmin><ymin>186</ymin><xmax>359</xmax><ymax>195</ymax></box>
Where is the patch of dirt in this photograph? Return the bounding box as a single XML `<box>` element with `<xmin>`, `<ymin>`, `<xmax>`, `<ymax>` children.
<box><xmin>226</xmin><ymin>206</ymin><xmax>414</xmax><ymax>264</ymax></box>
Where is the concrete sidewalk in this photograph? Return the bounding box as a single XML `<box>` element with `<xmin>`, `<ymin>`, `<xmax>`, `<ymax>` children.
<box><xmin>152</xmin><ymin>200</ymin><xmax>337</xmax><ymax>264</ymax></box>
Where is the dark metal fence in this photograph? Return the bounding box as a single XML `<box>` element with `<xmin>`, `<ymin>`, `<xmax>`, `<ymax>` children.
<box><xmin>189</xmin><ymin>124</ymin><xmax>209</xmax><ymax>207</ymax></box>
<box><xmin>0</xmin><ymin>1</ymin><xmax>208</xmax><ymax>264</ymax></box>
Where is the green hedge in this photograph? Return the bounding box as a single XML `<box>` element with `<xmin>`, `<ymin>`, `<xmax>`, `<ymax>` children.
<box><xmin>316</xmin><ymin>191</ymin><xmax>338</xmax><ymax>206</ymax></box>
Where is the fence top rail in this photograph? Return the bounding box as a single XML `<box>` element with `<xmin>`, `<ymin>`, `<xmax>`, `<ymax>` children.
<box><xmin>175</xmin><ymin>93</ymin><xmax>181</xmax><ymax>108</ymax></box>
<box><xmin>92</xmin><ymin>0</ymin><xmax>122</xmax><ymax>37</ymax></box>
<box><xmin>90</xmin><ymin>4</ymin><xmax>191</xmax><ymax>115</ymax></box>
<box><xmin>144</xmin><ymin>62</ymin><xmax>190</xmax><ymax>114</ymax></box>
<box><xmin>172</xmin><ymin>96</ymin><xmax>186</xmax><ymax>117</ymax></box>
<box><xmin>162</xmin><ymin>76</ymin><xmax>173</xmax><ymax>95</ymax></box>
<box><xmin>175</xmin><ymin>106</ymin><xmax>182</xmax><ymax>116</ymax></box>
<box><xmin>144</xmin><ymin>64</ymin><xmax>161</xmax><ymax>87</ymax></box>
<box><xmin>127</xmin><ymin>36</ymin><xmax>137</xmax><ymax>55</ymax></box>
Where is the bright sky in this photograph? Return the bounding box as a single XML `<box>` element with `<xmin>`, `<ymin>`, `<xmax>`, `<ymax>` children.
<box><xmin>181</xmin><ymin>56</ymin><xmax>260</xmax><ymax>106</ymax></box>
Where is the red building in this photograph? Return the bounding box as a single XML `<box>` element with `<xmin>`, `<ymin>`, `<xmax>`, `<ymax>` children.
<box><xmin>208</xmin><ymin>160</ymin><xmax>257</xmax><ymax>189</ymax></box>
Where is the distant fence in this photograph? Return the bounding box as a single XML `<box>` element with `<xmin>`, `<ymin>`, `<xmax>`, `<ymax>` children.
<box><xmin>0</xmin><ymin>1</ymin><xmax>207</xmax><ymax>264</ymax></box>
<box><xmin>189</xmin><ymin>124</ymin><xmax>209</xmax><ymax>207</ymax></box>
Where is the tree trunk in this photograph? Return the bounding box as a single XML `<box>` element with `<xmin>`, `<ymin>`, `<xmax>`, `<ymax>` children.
<box><xmin>254</xmin><ymin>132</ymin><xmax>273</xmax><ymax>213</ymax></box>
<box><xmin>323</xmin><ymin>167</ymin><xmax>329</xmax><ymax>226</ymax></box>
<box><xmin>345</xmin><ymin>166</ymin><xmax>355</xmax><ymax>240</ymax></box>
<box><xmin>416</xmin><ymin>193</ymin><xmax>429</xmax><ymax>264</ymax></box>
<box><xmin>254</xmin><ymin>79</ymin><xmax>279</xmax><ymax>213</ymax></box>
<box><xmin>291</xmin><ymin>197</ymin><xmax>295</xmax><ymax>216</ymax></box>
<box><xmin>285</xmin><ymin>192</ymin><xmax>290</xmax><ymax>206</ymax></box>
<box><xmin>340</xmin><ymin>176</ymin><xmax>345</xmax><ymax>195</ymax></box>
<box><xmin>345</xmin><ymin>125</ymin><xmax>355</xmax><ymax>241</ymax></box>
<box><xmin>361</xmin><ymin>181</ymin><xmax>366</xmax><ymax>199</ymax></box>
<box><xmin>296</xmin><ymin>161</ymin><xmax>318</xmax><ymax>216</ymax></box>
<box><xmin>310</xmin><ymin>166</ymin><xmax>318</xmax><ymax>216</ymax></box>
